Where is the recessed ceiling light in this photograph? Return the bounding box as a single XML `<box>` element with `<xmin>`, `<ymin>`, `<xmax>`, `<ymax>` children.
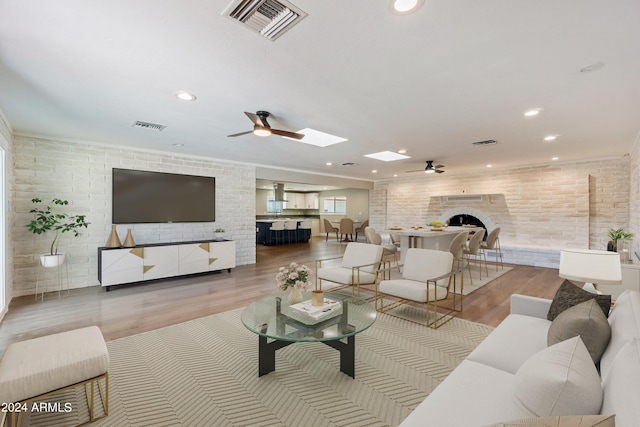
<box><xmin>389</xmin><ymin>0</ymin><xmax>425</xmax><ymax>14</ymax></box>
<box><xmin>173</xmin><ymin>143</ymin><xmax>184</xmax><ymax>147</ymax></box>
<box><xmin>524</xmin><ymin>109</ymin><xmax>542</xmax><ymax>117</ymax></box>
<box><xmin>283</xmin><ymin>128</ymin><xmax>347</xmax><ymax>147</ymax></box>
<box><xmin>326</xmin><ymin>162</ymin><xmax>333</xmax><ymax>166</ymax></box>
<box><xmin>398</xmin><ymin>149</ymin><xmax>407</xmax><ymax>154</ymax></box>
<box><xmin>486</xmin><ymin>164</ymin><xmax>492</xmax><ymax>168</ymax></box>
<box><xmin>544</xmin><ymin>135</ymin><xmax>558</xmax><ymax>141</ymax></box>
<box><xmin>364</xmin><ymin>151</ymin><xmax>411</xmax><ymax>162</ymax></box>
<box><xmin>175</xmin><ymin>91</ymin><xmax>197</xmax><ymax>101</ymax></box>
<box><xmin>393</xmin><ymin>174</ymin><xmax>398</xmax><ymax>177</ymax></box>
<box><xmin>580</xmin><ymin>62</ymin><xmax>605</xmax><ymax>73</ymax></box>
<box><xmin>552</xmin><ymin>157</ymin><xmax>559</xmax><ymax>161</ymax></box>
<box><xmin>372</xmin><ymin>170</ymin><xmax>378</xmax><ymax>174</ymax></box>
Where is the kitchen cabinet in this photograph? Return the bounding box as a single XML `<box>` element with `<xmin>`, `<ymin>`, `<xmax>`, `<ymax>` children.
<box><xmin>98</xmin><ymin>240</ymin><xmax>235</xmax><ymax>290</ymax></box>
<box><xmin>304</xmin><ymin>193</ymin><xmax>319</xmax><ymax>209</ymax></box>
<box><xmin>283</xmin><ymin>193</ymin><xmax>304</xmax><ymax>209</ymax></box>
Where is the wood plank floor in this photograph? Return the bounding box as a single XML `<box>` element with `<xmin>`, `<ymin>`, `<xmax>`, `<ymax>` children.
<box><xmin>0</xmin><ymin>237</ymin><xmax>564</xmax><ymax>353</ymax></box>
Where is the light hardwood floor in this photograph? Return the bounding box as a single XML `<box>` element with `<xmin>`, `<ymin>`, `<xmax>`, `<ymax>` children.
<box><xmin>0</xmin><ymin>237</ymin><xmax>564</xmax><ymax>353</ymax></box>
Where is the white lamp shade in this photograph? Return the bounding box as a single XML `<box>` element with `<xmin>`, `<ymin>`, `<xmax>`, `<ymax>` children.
<box><xmin>559</xmin><ymin>248</ymin><xmax>622</xmax><ymax>285</ymax></box>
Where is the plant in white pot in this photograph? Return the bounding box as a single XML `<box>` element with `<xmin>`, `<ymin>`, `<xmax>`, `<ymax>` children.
<box><xmin>25</xmin><ymin>198</ymin><xmax>90</xmax><ymax>267</ymax></box>
<box><xmin>214</xmin><ymin>227</ymin><xmax>225</xmax><ymax>241</ymax></box>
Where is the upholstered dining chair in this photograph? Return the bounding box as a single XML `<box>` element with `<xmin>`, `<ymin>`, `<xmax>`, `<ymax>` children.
<box><xmin>354</xmin><ymin>219</ymin><xmax>369</xmax><ymax>241</ymax></box>
<box><xmin>323</xmin><ymin>218</ymin><xmax>339</xmax><ymax>242</ymax></box>
<box><xmin>448</xmin><ymin>231</ymin><xmax>469</xmax><ymax>304</ymax></box>
<box><xmin>365</xmin><ymin>226</ymin><xmax>400</xmax><ymax>271</ymax></box>
<box><xmin>316</xmin><ymin>242</ymin><xmax>384</xmax><ymax>296</ymax></box>
<box><xmin>462</xmin><ymin>229</ymin><xmax>486</xmax><ymax>284</ymax></box>
<box><xmin>339</xmin><ymin>217</ymin><xmax>354</xmax><ymax>242</ymax></box>
<box><xmin>376</xmin><ymin>248</ymin><xmax>458</xmax><ymax>329</ymax></box>
<box><xmin>480</xmin><ymin>227</ymin><xmax>503</xmax><ymax>271</ymax></box>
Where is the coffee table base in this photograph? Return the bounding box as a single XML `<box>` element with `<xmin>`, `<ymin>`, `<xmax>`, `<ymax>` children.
<box><xmin>258</xmin><ymin>334</ymin><xmax>355</xmax><ymax>378</ymax></box>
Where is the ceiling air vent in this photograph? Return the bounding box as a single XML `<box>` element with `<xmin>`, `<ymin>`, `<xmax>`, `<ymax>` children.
<box><xmin>132</xmin><ymin>121</ymin><xmax>166</xmax><ymax>132</ymax></box>
<box><xmin>472</xmin><ymin>139</ymin><xmax>497</xmax><ymax>146</ymax></box>
<box><xmin>222</xmin><ymin>0</ymin><xmax>308</xmax><ymax>41</ymax></box>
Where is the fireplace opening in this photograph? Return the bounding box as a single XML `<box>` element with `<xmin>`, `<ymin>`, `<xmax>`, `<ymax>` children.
<box><xmin>447</xmin><ymin>214</ymin><xmax>487</xmax><ymax>240</ymax></box>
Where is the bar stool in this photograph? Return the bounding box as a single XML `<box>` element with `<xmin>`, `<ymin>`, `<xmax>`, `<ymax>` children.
<box><xmin>269</xmin><ymin>221</ymin><xmax>285</xmax><ymax>245</ymax></box>
<box><xmin>480</xmin><ymin>227</ymin><xmax>504</xmax><ymax>270</ymax></box>
<box><xmin>284</xmin><ymin>220</ymin><xmax>298</xmax><ymax>243</ymax></box>
<box><xmin>298</xmin><ymin>220</ymin><xmax>312</xmax><ymax>242</ymax></box>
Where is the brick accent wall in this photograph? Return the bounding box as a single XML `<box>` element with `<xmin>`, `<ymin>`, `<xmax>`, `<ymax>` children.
<box><xmin>0</xmin><ymin>112</ymin><xmax>13</xmax><ymax>305</ymax></box>
<box><xmin>374</xmin><ymin>158</ymin><xmax>630</xmax><ymax>267</ymax></box>
<box><xmin>630</xmin><ymin>136</ymin><xmax>640</xmax><ymax>258</ymax></box>
<box><xmin>11</xmin><ymin>136</ymin><xmax>256</xmax><ymax>297</ymax></box>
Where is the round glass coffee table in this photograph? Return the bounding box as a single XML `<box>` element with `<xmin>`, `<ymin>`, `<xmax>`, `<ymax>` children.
<box><xmin>241</xmin><ymin>291</ymin><xmax>377</xmax><ymax>378</ymax></box>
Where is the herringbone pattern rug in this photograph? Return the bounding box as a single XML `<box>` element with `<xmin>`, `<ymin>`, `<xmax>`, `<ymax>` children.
<box><xmin>22</xmin><ymin>306</ymin><xmax>492</xmax><ymax>427</ymax></box>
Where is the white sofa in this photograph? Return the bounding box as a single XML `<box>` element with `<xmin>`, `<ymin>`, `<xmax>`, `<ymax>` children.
<box><xmin>400</xmin><ymin>290</ymin><xmax>640</xmax><ymax>427</ymax></box>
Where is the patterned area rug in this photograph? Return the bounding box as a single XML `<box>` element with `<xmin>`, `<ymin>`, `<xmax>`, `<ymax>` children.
<box><xmin>22</xmin><ymin>307</ymin><xmax>493</xmax><ymax>427</ymax></box>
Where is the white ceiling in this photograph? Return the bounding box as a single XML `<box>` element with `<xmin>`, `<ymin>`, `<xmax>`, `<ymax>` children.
<box><xmin>0</xmin><ymin>0</ymin><xmax>639</xmax><ymax>181</ymax></box>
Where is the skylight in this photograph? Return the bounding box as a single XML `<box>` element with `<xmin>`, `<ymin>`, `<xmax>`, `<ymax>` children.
<box><xmin>283</xmin><ymin>128</ymin><xmax>347</xmax><ymax>147</ymax></box>
<box><xmin>364</xmin><ymin>151</ymin><xmax>411</xmax><ymax>162</ymax></box>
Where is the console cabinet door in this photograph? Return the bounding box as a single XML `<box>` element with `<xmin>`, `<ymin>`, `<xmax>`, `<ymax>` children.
<box><xmin>209</xmin><ymin>241</ymin><xmax>236</xmax><ymax>271</ymax></box>
<box><xmin>179</xmin><ymin>243</ymin><xmax>210</xmax><ymax>275</ymax></box>
<box><xmin>144</xmin><ymin>245</ymin><xmax>179</xmax><ymax>280</ymax></box>
<box><xmin>101</xmin><ymin>248</ymin><xmax>144</xmax><ymax>286</ymax></box>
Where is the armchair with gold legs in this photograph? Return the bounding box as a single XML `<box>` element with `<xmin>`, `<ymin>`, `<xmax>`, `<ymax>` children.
<box><xmin>375</xmin><ymin>248</ymin><xmax>460</xmax><ymax>329</ymax></box>
<box><xmin>316</xmin><ymin>242</ymin><xmax>385</xmax><ymax>296</ymax></box>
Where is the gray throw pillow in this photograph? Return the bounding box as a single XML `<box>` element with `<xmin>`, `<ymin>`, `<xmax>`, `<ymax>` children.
<box><xmin>547</xmin><ymin>280</ymin><xmax>611</xmax><ymax>321</ymax></box>
<box><xmin>548</xmin><ymin>299</ymin><xmax>611</xmax><ymax>364</ymax></box>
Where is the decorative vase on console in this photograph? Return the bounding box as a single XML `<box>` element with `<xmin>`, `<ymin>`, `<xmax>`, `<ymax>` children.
<box><xmin>123</xmin><ymin>229</ymin><xmax>135</xmax><ymax>248</ymax></box>
<box><xmin>275</xmin><ymin>262</ymin><xmax>312</xmax><ymax>306</ymax></box>
<box><xmin>105</xmin><ymin>225</ymin><xmax>122</xmax><ymax>248</ymax></box>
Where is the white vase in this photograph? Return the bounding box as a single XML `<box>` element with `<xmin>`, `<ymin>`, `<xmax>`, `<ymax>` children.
<box><xmin>40</xmin><ymin>253</ymin><xmax>66</xmax><ymax>268</ymax></box>
<box><xmin>288</xmin><ymin>288</ymin><xmax>304</xmax><ymax>305</ymax></box>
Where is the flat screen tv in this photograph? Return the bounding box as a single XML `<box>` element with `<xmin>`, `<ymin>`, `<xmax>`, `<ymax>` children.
<box><xmin>112</xmin><ymin>168</ymin><xmax>215</xmax><ymax>223</ymax></box>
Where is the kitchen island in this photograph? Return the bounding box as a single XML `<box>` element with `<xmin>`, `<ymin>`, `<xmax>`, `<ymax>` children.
<box><xmin>256</xmin><ymin>218</ymin><xmax>318</xmax><ymax>245</ymax></box>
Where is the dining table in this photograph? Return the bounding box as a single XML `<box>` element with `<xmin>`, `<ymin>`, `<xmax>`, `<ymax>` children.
<box><xmin>382</xmin><ymin>226</ymin><xmax>480</xmax><ymax>263</ymax></box>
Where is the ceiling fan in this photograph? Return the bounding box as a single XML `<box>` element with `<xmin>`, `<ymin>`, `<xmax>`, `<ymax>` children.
<box><xmin>227</xmin><ymin>111</ymin><xmax>305</xmax><ymax>140</ymax></box>
<box><xmin>406</xmin><ymin>160</ymin><xmax>445</xmax><ymax>174</ymax></box>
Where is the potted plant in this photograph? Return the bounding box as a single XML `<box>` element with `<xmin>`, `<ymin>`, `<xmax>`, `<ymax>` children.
<box><xmin>25</xmin><ymin>198</ymin><xmax>90</xmax><ymax>267</ymax></box>
<box><xmin>607</xmin><ymin>227</ymin><xmax>634</xmax><ymax>252</ymax></box>
<box><xmin>214</xmin><ymin>227</ymin><xmax>225</xmax><ymax>241</ymax></box>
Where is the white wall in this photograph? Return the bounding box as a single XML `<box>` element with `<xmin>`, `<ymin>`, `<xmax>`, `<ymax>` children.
<box><xmin>11</xmin><ymin>135</ymin><xmax>256</xmax><ymax>297</ymax></box>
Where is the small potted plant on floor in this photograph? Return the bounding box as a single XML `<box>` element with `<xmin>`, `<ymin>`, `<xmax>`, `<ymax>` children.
<box><xmin>214</xmin><ymin>227</ymin><xmax>225</xmax><ymax>241</ymax></box>
<box><xmin>26</xmin><ymin>198</ymin><xmax>90</xmax><ymax>267</ymax></box>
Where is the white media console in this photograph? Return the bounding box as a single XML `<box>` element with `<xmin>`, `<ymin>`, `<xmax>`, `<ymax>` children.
<box><xmin>98</xmin><ymin>239</ymin><xmax>236</xmax><ymax>291</ymax></box>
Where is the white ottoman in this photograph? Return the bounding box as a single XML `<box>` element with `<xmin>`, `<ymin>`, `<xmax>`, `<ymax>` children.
<box><xmin>0</xmin><ymin>326</ymin><xmax>109</xmax><ymax>425</ymax></box>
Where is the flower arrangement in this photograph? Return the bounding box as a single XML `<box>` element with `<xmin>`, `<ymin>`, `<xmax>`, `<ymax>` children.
<box><xmin>276</xmin><ymin>262</ymin><xmax>313</xmax><ymax>292</ymax></box>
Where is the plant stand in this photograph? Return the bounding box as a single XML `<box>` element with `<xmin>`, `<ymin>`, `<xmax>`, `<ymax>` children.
<box><xmin>36</xmin><ymin>254</ymin><xmax>70</xmax><ymax>302</ymax></box>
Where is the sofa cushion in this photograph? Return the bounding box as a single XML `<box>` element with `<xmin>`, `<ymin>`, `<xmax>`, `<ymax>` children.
<box><xmin>600</xmin><ymin>338</ymin><xmax>640</xmax><ymax>427</ymax></box>
<box><xmin>547</xmin><ymin>299</ymin><xmax>611</xmax><ymax>364</ymax></box>
<box><xmin>399</xmin><ymin>360</ymin><xmax>529</xmax><ymax>427</ymax></box>
<box><xmin>484</xmin><ymin>414</ymin><xmax>615</xmax><ymax>427</ymax></box>
<box><xmin>513</xmin><ymin>337</ymin><xmax>603</xmax><ymax>417</ymax></box>
<box><xmin>599</xmin><ymin>289</ymin><xmax>640</xmax><ymax>379</ymax></box>
<box><xmin>547</xmin><ymin>280</ymin><xmax>611</xmax><ymax>321</ymax></box>
<box><xmin>467</xmin><ymin>313</ymin><xmax>550</xmax><ymax>374</ymax></box>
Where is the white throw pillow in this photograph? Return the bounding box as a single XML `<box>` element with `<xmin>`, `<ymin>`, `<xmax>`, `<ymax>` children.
<box><xmin>513</xmin><ymin>336</ymin><xmax>603</xmax><ymax>417</ymax></box>
<box><xmin>601</xmin><ymin>338</ymin><xmax>640</xmax><ymax>426</ymax></box>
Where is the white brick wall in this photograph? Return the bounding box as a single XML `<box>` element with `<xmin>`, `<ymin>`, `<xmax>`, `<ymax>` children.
<box><xmin>374</xmin><ymin>158</ymin><xmax>630</xmax><ymax>267</ymax></box>
<box><xmin>12</xmin><ymin>136</ymin><xmax>256</xmax><ymax>297</ymax></box>
<box><xmin>630</xmin><ymin>138</ymin><xmax>640</xmax><ymax>259</ymax></box>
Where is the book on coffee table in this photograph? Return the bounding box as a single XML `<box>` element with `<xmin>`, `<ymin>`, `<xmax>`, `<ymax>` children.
<box><xmin>289</xmin><ymin>298</ymin><xmax>340</xmax><ymax>320</ymax></box>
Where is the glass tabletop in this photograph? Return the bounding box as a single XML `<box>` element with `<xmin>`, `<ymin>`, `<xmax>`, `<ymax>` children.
<box><xmin>241</xmin><ymin>291</ymin><xmax>377</xmax><ymax>342</ymax></box>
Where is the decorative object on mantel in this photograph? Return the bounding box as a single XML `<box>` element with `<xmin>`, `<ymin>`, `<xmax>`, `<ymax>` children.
<box><xmin>214</xmin><ymin>227</ymin><xmax>225</xmax><ymax>241</ymax></box>
<box><xmin>105</xmin><ymin>224</ymin><xmax>122</xmax><ymax>248</ymax></box>
<box><xmin>606</xmin><ymin>227</ymin><xmax>634</xmax><ymax>252</ymax></box>
<box><xmin>123</xmin><ymin>229</ymin><xmax>135</xmax><ymax>248</ymax></box>
<box><xmin>276</xmin><ymin>262</ymin><xmax>312</xmax><ymax>305</ymax></box>
<box><xmin>26</xmin><ymin>198</ymin><xmax>90</xmax><ymax>267</ymax></box>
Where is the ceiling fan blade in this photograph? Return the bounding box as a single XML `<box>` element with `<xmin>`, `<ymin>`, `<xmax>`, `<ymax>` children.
<box><xmin>405</xmin><ymin>169</ymin><xmax>425</xmax><ymax>173</ymax></box>
<box><xmin>244</xmin><ymin>112</ymin><xmax>266</xmax><ymax>127</ymax></box>
<box><xmin>271</xmin><ymin>129</ymin><xmax>305</xmax><ymax>140</ymax></box>
<box><xmin>435</xmin><ymin>165</ymin><xmax>445</xmax><ymax>169</ymax></box>
<box><xmin>435</xmin><ymin>169</ymin><xmax>445</xmax><ymax>174</ymax></box>
<box><xmin>227</xmin><ymin>130</ymin><xmax>253</xmax><ymax>137</ymax></box>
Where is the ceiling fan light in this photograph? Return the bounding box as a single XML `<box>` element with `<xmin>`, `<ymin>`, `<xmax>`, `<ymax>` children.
<box><xmin>253</xmin><ymin>126</ymin><xmax>271</xmax><ymax>137</ymax></box>
<box><xmin>425</xmin><ymin>169</ymin><xmax>435</xmax><ymax>174</ymax></box>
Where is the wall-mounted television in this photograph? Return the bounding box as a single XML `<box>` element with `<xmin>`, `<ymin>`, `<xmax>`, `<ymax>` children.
<box><xmin>112</xmin><ymin>168</ymin><xmax>215</xmax><ymax>223</ymax></box>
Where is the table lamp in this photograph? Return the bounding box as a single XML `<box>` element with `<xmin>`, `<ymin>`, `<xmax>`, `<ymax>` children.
<box><xmin>559</xmin><ymin>248</ymin><xmax>622</xmax><ymax>294</ymax></box>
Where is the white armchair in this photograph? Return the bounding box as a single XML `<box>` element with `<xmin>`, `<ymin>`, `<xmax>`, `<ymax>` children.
<box><xmin>376</xmin><ymin>248</ymin><xmax>458</xmax><ymax>329</ymax></box>
<box><xmin>316</xmin><ymin>242</ymin><xmax>384</xmax><ymax>296</ymax></box>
